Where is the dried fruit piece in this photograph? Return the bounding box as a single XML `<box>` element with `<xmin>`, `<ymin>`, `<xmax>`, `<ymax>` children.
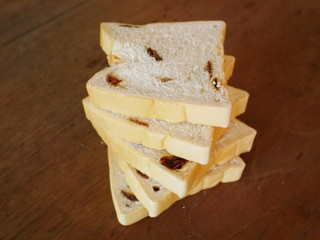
<box><xmin>205</xmin><ymin>60</ymin><xmax>213</xmax><ymax>79</ymax></box>
<box><xmin>128</xmin><ymin>118</ymin><xmax>149</xmax><ymax>127</ymax></box>
<box><xmin>159</xmin><ymin>77</ymin><xmax>173</xmax><ymax>82</ymax></box>
<box><xmin>121</xmin><ymin>190</ymin><xmax>138</xmax><ymax>201</ymax></box>
<box><xmin>136</xmin><ymin>169</ymin><xmax>149</xmax><ymax>179</ymax></box>
<box><xmin>160</xmin><ymin>155</ymin><xmax>188</xmax><ymax>170</ymax></box>
<box><xmin>147</xmin><ymin>48</ymin><xmax>163</xmax><ymax>61</ymax></box>
<box><xmin>153</xmin><ymin>186</ymin><xmax>160</xmax><ymax>192</ymax></box>
<box><xmin>213</xmin><ymin>78</ymin><xmax>221</xmax><ymax>90</ymax></box>
<box><xmin>119</xmin><ymin>24</ymin><xmax>141</xmax><ymax>28</ymax></box>
<box><xmin>106</xmin><ymin>74</ymin><xmax>122</xmax><ymax>86</ymax></box>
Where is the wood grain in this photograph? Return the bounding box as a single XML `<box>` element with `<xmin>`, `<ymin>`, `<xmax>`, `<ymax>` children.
<box><xmin>0</xmin><ymin>0</ymin><xmax>319</xmax><ymax>239</ymax></box>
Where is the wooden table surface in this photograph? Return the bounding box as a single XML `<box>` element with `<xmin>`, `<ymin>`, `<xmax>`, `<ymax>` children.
<box><xmin>1</xmin><ymin>0</ymin><xmax>319</xmax><ymax>239</ymax></box>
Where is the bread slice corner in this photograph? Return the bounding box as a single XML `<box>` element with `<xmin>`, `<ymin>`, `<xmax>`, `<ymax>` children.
<box><xmin>108</xmin><ymin>155</ymin><xmax>148</xmax><ymax>225</ymax></box>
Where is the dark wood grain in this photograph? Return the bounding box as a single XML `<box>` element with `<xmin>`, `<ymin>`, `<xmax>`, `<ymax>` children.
<box><xmin>1</xmin><ymin>0</ymin><xmax>319</xmax><ymax>239</ymax></box>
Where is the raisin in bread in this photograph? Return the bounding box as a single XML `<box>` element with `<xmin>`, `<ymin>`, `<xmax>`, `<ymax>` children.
<box><xmin>87</xmin><ymin>21</ymin><xmax>231</xmax><ymax>127</ymax></box>
<box><xmin>83</xmin><ymin>86</ymin><xmax>248</xmax><ymax>164</ymax></box>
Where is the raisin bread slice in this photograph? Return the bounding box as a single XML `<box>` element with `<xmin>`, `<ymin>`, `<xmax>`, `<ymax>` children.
<box><xmin>110</xmin><ymin>149</ymin><xmax>245</xmax><ymax>217</ymax></box>
<box><xmin>83</xmin><ymin>86</ymin><xmax>248</xmax><ymax>164</ymax></box>
<box><xmin>93</xmin><ymin>119</ymin><xmax>256</xmax><ymax>197</ymax></box>
<box><xmin>108</xmin><ymin>153</ymin><xmax>148</xmax><ymax>225</ymax></box>
<box><xmin>100</xmin><ymin>21</ymin><xmax>226</xmax><ymax>81</ymax></box>
<box><xmin>87</xmin><ymin>21</ymin><xmax>231</xmax><ymax>127</ymax></box>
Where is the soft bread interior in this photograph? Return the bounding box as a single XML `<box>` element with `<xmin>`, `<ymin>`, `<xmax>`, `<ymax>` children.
<box><xmin>101</xmin><ymin>21</ymin><xmax>226</xmax><ymax>81</ymax></box>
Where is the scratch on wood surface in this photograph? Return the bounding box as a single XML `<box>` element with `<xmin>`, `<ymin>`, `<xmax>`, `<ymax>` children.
<box><xmin>186</xmin><ymin>209</ymin><xmax>202</xmax><ymax>240</ymax></box>
<box><xmin>296</xmin><ymin>152</ymin><xmax>302</xmax><ymax>160</ymax></box>
<box><xmin>221</xmin><ymin>218</ymin><xmax>262</xmax><ymax>240</ymax></box>
<box><xmin>252</xmin><ymin>166</ymin><xmax>303</xmax><ymax>182</ymax></box>
<box><xmin>301</xmin><ymin>226</ymin><xmax>314</xmax><ymax>239</ymax></box>
<box><xmin>283</xmin><ymin>128</ymin><xmax>320</xmax><ymax>137</ymax></box>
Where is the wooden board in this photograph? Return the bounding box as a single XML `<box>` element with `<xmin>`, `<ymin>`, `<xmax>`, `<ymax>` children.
<box><xmin>1</xmin><ymin>0</ymin><xmax>319</xmax><ymax>239</ymax></box>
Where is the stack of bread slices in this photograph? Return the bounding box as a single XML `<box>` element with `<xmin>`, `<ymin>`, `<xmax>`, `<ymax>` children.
<box><xmin>83</xmin><ymin>21</ymin><xmax>257</xmax><ymax>225</ymax></box>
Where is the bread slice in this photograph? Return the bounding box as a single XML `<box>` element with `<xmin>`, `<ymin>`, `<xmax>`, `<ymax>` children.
<box><xmin>92</xmin><ymin>119</ymin><xmax>256</xmax><ymax>197</ymax></box>
<box><xmin>83</xmin><ymin>86</ymin><xmax>248</xmax><ymax>164</ymax></box>
<box><xmin>108</xmin><ymin>153</ymin><xmax>148</xmax><ymax>225</ymax></box>
<box><xmin>87</xmin><ymin>21</ymin><xmax>231</xmax><ymax>127</ymax></box>
<box><xmin>109</xmin><ymin>149</ymin><xmax>245</xmax><ymax>217</ymax></box>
